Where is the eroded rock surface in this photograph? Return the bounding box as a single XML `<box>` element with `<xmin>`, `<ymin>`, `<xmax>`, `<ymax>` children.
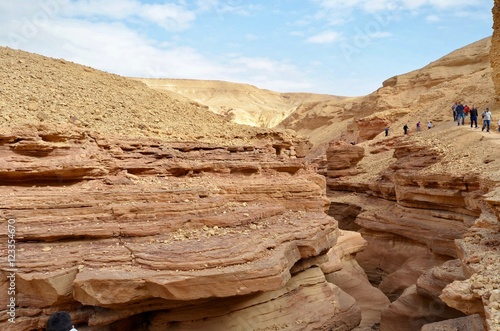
<box><xmin>0</xmin><ymin>125</ymin><xmax>360</xmax><ymax>330</ymax></box>
<box><xmin>421</xmin><ymin>314</ymin><xmax>485</xmax><ymax>331</ymax></box>
<box><xmin>325</xmin><ymin>122</ymin><xmax>500</xmax><ymax>330</ymax></box>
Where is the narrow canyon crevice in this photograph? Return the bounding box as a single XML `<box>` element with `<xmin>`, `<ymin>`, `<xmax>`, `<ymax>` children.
<box><xmin>323</xmin><ymin>137</ymin><xmax>498</xmax><ymax>331</ymax></box>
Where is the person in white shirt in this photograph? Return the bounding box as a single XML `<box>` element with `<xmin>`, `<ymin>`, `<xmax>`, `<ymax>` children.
<box><xmin>482</xmin><ymin>108</ymin><xmax>492</xmax><ymax>132</ymax></box>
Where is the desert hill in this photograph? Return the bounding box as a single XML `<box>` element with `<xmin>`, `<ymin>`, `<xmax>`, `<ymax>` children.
<box><xmin>136</xmin><ymin>38</ymin><xmax>496</xmax><ymax>160</ymax></box>
<box><xmin>135</xmin><ymin>78</ymin><xmax>340</xmax><ymax>128</ymax></box>
<box><xmin>279</xmin><ymin>37</ymin><xmax>496</xmax><ymax>154</ymax></box>
<box><xmin>0</xmin><ymin>47</ymin><xmax>304</xmax><ymax>146</ymax></box>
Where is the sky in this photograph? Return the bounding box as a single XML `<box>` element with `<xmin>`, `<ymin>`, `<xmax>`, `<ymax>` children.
<box><xmin>0</xmin><ymin>0</ymin><xmax>494</xmax><ymax>96</ymax></box>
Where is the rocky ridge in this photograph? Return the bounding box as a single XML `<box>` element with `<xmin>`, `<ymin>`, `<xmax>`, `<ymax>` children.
<box><xmin>324</xmin><ymin>119</ymin><xmax>500</xmax><ymax>330</ymax></box>
<box><xmin>0</xmin><ymin>124</ymin><xmax>362</xmax><ymax>330</ymax></box>
<box><xmin>135</xmin><ymin>78</ymin><xmax>339</xmax><ymax>129</ymax></box>
<box><xmin>280</xmin><ymin>37</ymin><xmax>496</xmax><ymax>157</ymax></box>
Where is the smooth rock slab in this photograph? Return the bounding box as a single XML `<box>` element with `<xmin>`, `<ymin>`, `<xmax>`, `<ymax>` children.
<box><xmin>148</xmin><ymin>267</ymin><xmax>362</xmax><ymax>331</ymax></box>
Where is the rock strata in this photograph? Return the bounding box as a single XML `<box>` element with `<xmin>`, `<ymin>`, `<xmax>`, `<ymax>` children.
<box><xmin>325</xmin><ymin>121</ymin><xmax>500</xmax><ymax>330</ymax></box>
<box><xmin>0</xmin><ymin>125</ymin><xmax>360</xmax><ymax>330</ymax></box>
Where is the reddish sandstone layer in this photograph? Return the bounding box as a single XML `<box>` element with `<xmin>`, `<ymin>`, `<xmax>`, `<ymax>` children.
<box><xmin>324</xmin><ymin>125</ymin><xmax>500</xmax><ymax>330</ymax></box>
<box><xmin>0</xmin><ymin>125</ymin><xmax>361</xmax><ymax>330</ymax></box>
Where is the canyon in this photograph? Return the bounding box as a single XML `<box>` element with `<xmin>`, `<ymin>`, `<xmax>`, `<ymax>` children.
<box><xmin>0</xmin><ymin>7</ymin><xmax>500</xmax><ymax>331</ymax></box>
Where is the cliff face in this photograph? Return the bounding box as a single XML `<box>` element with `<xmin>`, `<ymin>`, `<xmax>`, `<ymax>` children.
<box><xmin>280</xmin><ymin>37</ymin><xmax>495</xmax><ymax>152</ymax></box>
<box><xmin>492</xmin><ymin>0</ymin><xmax>500</xmax><ymax>96</ymax></box>
<box><xmin>0</xmin><ymin>124</ymin><xmax>361</xmax><ymax>330</ymax></box>
<box><xmin>324</xmin><ymin>119</ymin><xmax>500</xmax><ymax>330</ymax></box>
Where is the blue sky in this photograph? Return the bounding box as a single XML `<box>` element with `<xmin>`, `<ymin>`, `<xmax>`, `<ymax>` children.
<box><xmin>0</xmin><ymin>0</ymin><xmax>493</xmax><ymax>96</ymax></box>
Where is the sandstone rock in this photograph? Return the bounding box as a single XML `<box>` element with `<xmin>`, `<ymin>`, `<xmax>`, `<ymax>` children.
<box><xmin>421</xmin><ymin>314</ymin><xmax>485</xmax><ymax>331</ymax></box>
<box><xmin>417</xmin><ymin>259</ymin><xmax>467</xmax><ymax>301</ymax></box>
<box><xmin>355</xmin><ymin>229</ymin><xmax>449</xmax><ymax>301</ymax></box>
<box><xmin>0</xmin><ymin>126</ymin><xmax>340</xmax><ymax>330</ymax></box>
<box><xmin>135</xmin><ymin>78</ymin><xmax>335</xmax><ymax>129</ymax></box>
<box><xmin>147</xmin><ymin>267</ymin><xmax>362</xmax><ymax>331</ymax></box>
<box><xmin>325</xmin><ymin>231</ymin><xmax>389</xmax><ymax>331</ymax></box>
<box><xmin>439</xmin><ymin>228</ymin><xmax>500</xmax><ymax>330</ymax></box>
<box><xmin>380</xmin><ymin>285</ymin><xmax>464</xmax><ymax>331</ymax></box>
<box><xmin>491</xmin><ymin>0</ymin><xmax>500</xmax><ymax>97</ymax></box>
<box><xmin>356</xmin><ymin>116</ymin><xmax>390</xmax><ymax>141</ymax></box>
<box><xmin>325</xmin><ymin>141</ymin><xmax>365</xmax><ymax>183</ymax></box>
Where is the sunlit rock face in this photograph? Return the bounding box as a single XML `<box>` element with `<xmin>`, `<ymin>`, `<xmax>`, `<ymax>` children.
<box><xmin>324</xmin><ymin>117</ymin><xmax>500</xmax><ymax>330</ymax></box>
<box><xmin>492</xmin><ymin>0</ymin><xmax>500</xmax><ymax>97</ymax></box>
<box><xmin>0</xmin><ymin>126</ymin><xmax>363</xmax><ymax>330</ymax></box>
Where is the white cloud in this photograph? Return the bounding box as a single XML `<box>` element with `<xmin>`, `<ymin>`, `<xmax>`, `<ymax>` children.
<box><xmin>368</xmin><ymin>31</ymin><xmax>392</xmax><ymax>38</ymax></box>
<box><xmin>245</xmin><ymin>33</ymin><xmax>259</xmax><ymax>41</ymax></box>
<box><xmin>139</xmin><ymin>3</ymin><xmax>196</xmax><ymax>30</ymax></box>
<box><xmin>313</xmin><ymin>0</ymin><xmax>483</xmax><ymax>12</ymax></box>
<box><xmin>426</xmin><ymin>14</ymin><xmax>440</xmax><ymax>22</ymax></box>
<box><xmin>306</xmin><ymin>31</ymin><xmax>342</xmax><ymax>43</ymax></box>
<box><xmin>196</xmin><ymin>0</ymin><xmax>220</xmax><ymax>12</ymax></box>
<box><xmin>229</xmin><ymin>56</ymin><xmax>295</xmax><ymax>73</ymax></box>
<box><xmin>59</xmin><ymin>0</ymin><xmax>196</xmax><ymax>31</ymax></box>
<box><xmin>194</xmin><ymin>0</ymin><xmax>259</xmax><ymax>16</ymax></box>
<box><xmin>226</xmin><ymin>56</ymin><xmax>311</xmax><ymax>92</ymax></box>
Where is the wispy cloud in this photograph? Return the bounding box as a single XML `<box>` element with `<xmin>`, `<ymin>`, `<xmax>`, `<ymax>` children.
<box><xmin>368</xmin><ymin>31</ymin><xmax>392</xmax><ymax>38</ymax></box>
<box><xmin>61</xmin><ymin>0</ymin><xmax>196</xmax><ymax>31</ymax></box>
<box><xmin>312</xmin><ymin>0</ymin><xmax>484</xmax><ymax>12</ymax></box>
<box><xmin>306</xmin><ymin>31</ymin><xmax>342</xmax><ymax>43</ymax></box>
<box><xmin>426</xmin><ymin>14</ymin><xmax>440</xmax><ymax>22</ymax></box>
<box><xmin>0</xmin><ymin>0</ymin><xmax>493</xmax><ymax>96</ymax></box>
<box><xmin>195</xmin><ymin>0</ymin><xmax>260</xmax><ymax>16</ymax></box>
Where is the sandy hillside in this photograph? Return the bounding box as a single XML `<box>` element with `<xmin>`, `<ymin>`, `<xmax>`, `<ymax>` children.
<box><xmin>1</xmin><ymin>37</ymin><xmax>498</xmax><ymax>166</ymax></box>
<box><xmin>0</xmin><ymin>47</ymin><xmax>300</xmax><ymax>146</ymax></box>
<box><xmin>135</xmin><ymin>78</ymin><xmax>340</xmax><ymax>128</ymax></box>
<box><xmin>279</xmin><ymin>37</ymin><xmax>497</xmax><ymax>153</ymax></box>
<box><xmin>133</xmin><ymin>38</ymin><xmax>497</xmax><ymax>160</ymax></box>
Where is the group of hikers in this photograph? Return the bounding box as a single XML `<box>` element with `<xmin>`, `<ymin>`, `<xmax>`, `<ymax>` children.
<box><xmin>452</xmin><ymin>101</ymin><xmax>496</xmax><ymax>132</ymax></box>
<box><xmin>384</xmin><ymin>121</ymin><xmax>433</xmax><ymax>136</ymax></box>
<box><xmin>384</xmin><ymin>101</ymin><xmax>498</xmax><ymax>137</ymax></box>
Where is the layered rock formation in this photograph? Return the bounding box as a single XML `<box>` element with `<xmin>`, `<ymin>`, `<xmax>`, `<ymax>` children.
<box><xmin>0</xmin><ymin>46</ymin><xmax>370</xmax><ymax>330</ymax></box>
<box><xmin>324</xmin><ymin>120</ymin><xmax>500</xmax><ymax>330</ymax></box>
<box><xmin>2</xmin><ymin>18</ymin><xmax>500</xmax><ymax>331</ymax></box>
<box><xmin>492</xmin><ymin>0</ymin><xmax>500</xmax><ymax>96</ymax></box>
<box><xmin>0</xmin><ymin>124</ymin><xmax>361</xmax><ymax>330</ymax></box>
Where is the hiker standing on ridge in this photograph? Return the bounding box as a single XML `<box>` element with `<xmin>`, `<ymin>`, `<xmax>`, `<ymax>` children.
<box><xmin>482</xmin><ymin>108</ymin><xmax>492</xmax><ymax>132</ymax></box>
<box><xmin>470</xmin><ymin>105</ymin><xmax>478</xmax><ymax>128</ymax></box>
<box><xmin>455</xmin><ymin>102</ymin><xmax>465</xmax><ymax>126</ymax></box>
